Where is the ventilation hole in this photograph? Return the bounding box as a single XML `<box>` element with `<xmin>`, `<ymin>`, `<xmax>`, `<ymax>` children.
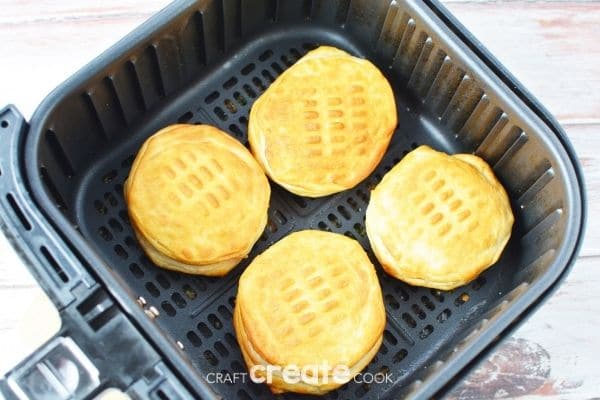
<box><xmin>3</xmin><ymin>194</ymin><xmax>30</xmax><ymax>231</ymax></box>
<box><xmin>98</xmin><ymin>226</ymin><xmax>113</xmax><ymax>241</ymax></box>
<box><xmin>214</xmin><ymin>341</ymin><xmax>229</xmax><ymax>357</ymax></box>
<box><xmin>337</xmin><ymin>205</ymin><xmax>351</xmax><ymax>220</ymax></box>
<box><xmin>356</xmin><ymin>189</ymin><xmax>369</xmax><ymax>203</ymax></box>
<box><xmin>129</xmin><ymin>263</ymin><xmax>144</xmax><ymax>278</ymax></box>
<box><xmin>213</xmin><ymin>307</ymin><xmax>231</xmax><ymax>322</ymax></box>
<box><xmin>290</xmin><ymin>48</ymin><xmax>302</xmax><ymax>59</ymax></box>
<box><xmin>344</xmin><ymin>231</ymin><xmax>356</xmax><ymax>239</ymax></box>
<box><xmin>419</xmin><ymin>324</ymin><xmax>434</xmax><ymax>339</ymax></box>
<box><xmin>114</xmin><ymin>245</ymin><xmax>128</xmax><ymax>259</ymax></box>
<box><xmin>242</xmin><ymin>84</ymin><xmax>256</xmax><ymax>98</ymax></box>
<box><xmin>223</xmin><ymin>334</ymin><xmax>237</xmax><ymax>349</ymax></box>
<box><xmin>455</xmin><ymin>293</ymin><xmax>470</xmax><ymax>306</ymax></box>
<box><xmin>412</xmin><ymin>304</ymin><xmax>426</xmax><ymax>320</ymax></box>
<box><xmin>145</xmin><ymin>282</ymin><xmax>160</xmax><ymax>297</ymax></box>
<box><xmin>40</xmin><ymin>246</ymin><xmax>68</xmax><ymax>283</ymax></box>
<box><xmin>385</xmin><ymin>294</ymin><xmax>399</xmax><ymax>310</ymax></box>
<box><xmin>159</xmin><ymin>301</ymin><xmax>176</xmax><ymax>316</ymax></box>
<box><xmin>402</xmin><ymin>313</ymin><xmax>417</xmax><ymax>328</ymax></box>
<box><xmin>183</xmin><ymin>284</ymin><xmax>197</xmax><ymax>300</ymax></box>
<box><xmin>262</xmin><ymin>69</ymin><xmax>275</xmax><ymax>82</ymax></box>
<box><xmin>114</xmin><ymin>183</ymin><xmax>123</xmax><ymax>197</ymax></box>
<box><xmin>421</xmin><ymin>296</ymin><xmax>435</xmax><ymax>311</ymax></box>
<box><xmin>186</xmin><ymin>331</ymin><xmax>202</xmax><ymax>347</ymax></box>
<box><xmin>197</xmin><ymin>322</ymin><xmax>212</xmax><ymax>338</ymax></box>
<box><xmin>228</xmin><ymin>296</ymin><xmax>236</xmax><ymax>308</ymax></box>
<box><xmin>353</xmin><ymin>223</ymin><xmax>366</xmax><ymax>237</ymax></box>
<box><xmin>378</xmin><ymin>365</ymin><xmax>391</xmax><ymax>379</ymax></box>
<box><xmin>238</xmin><ymin>116</ymin><xmax>248</xmax><ymax>125</ymax></box>
<box><xmin>393</xmin><ymin>349</ymin><xmax>408</xmax><ymax>363</ymax></box>
<box><xmin>108</xmin><ymin>218</ymin><xmax>123</xmax><ymax>232</ymax></box>
<box><xmin>204</xmin><ymin>350</ymin><xmax>218</xmax><ymax>366</ymax></box>
<box><xmin>291</xmin><ymin>195</ymin><xmax>307</xmax><ymax>208</ymax></box>
<box><xmin>437</xmin><ymin>308</ymin><xmax>451</xmax><ymax>323</ymax></box>
<box><xmin>266</xmin><ymin>218</ymin><xmax>278</xmax><ymax>233</ymax></box>
<box><xmin>237</xmin><ymin>389</ymin><xmax>252</xmax><ymax>400</ymax></box>
<box><xmin>121</xmin><ymin>154</ymin><xmax>135</xmax><ymax>168</ymax></box>
<box><xmin>156</xmin><ymin>274</ymin><xmax>170</xmax><ymax>289</ymax></box>
<box><xmin>156</xmin><ymin>389</ymin><xmax>169</xmax><ymax>400</ymax></box>
<box><xmin>472</xmin><ymin>276</ymin><xmax>487</xmax><ymax>291</ymax></box>
<box><xmin>229</xmin><ymin>124</ymin><xmax>243</xmax><ymax>137</ymax></box>
<box><xmin>223</xmin><ymin>77</ymin><xmax>238</xmax><ymax>89</ymax></box>
<box><xmin>208</xmin><ymin>313</ymin><xmax>223</xmax><ymax>329</ymax></box>
<box><xmin>171</xmin><ymin>293</ymin><xmax>187</xmax><ymax>308</ymax></box>
<box><xmin>318</xmin><ymin>221</ymin><xmax>331</xmax><ymax>232</ymax></box>
<box><xmin>223</xmin><ymin>99</ymin><xmax>237</xmax><ymax>114</ymax></box>
<box><xmin>383</xmin><ymin>330</ymin><xmax>398</xmax><ymax>345</ymax></box>
<box><xmin>273</xmin><ymin>210</ymin><xmax>287</xmax><ymax>225</ymax></box>
<box><xmin>396</xmin><ymin>287</ymin><xmax>409</xmax><ymax>301</ymax></box>
<box><xmin>214</xmin><ymin>106</ymin><xmax>227</xmax><ymax>121</ymax></box>
<box><xmin>327</xmin><ymin>213</ymin><xmax>342</xmax><ymax>228</ymax></box>
<box><xmin>379</xmin><ymin>343</ymin><xmax>388</xmax><ymax>355</ymax></box>
<box><xmin>252</xmin><ymin>77</ymin><xmax>266</xmax><ymax>91</ymax></box>
<box><xmin>259</xmin><ymin>49</ymin><xmax>273</xmax><ymax>61</ymax></box>
<box><xmin>93</xmin><ymin>201</ymin><xmax>107</xmax><ymax>215</ymax></box>
<box><xmin>241</xmin><ymin>63</ymin><xmax>255</xmax><ymax>75</ymax></box>
<box><xmin>178</xmin><ymin>111</ymin><xmax>193</xmax><ymax>123</ymax></box>
<box><xmin>124</xmin><ymin>236</ymin><xmax>136</xmax><ymax>248</ymax></box>
<box><xmin>205</xmin><ymin>91</ymin><xmax>220</xmax><ymax>104</ymax></box>
<box><xmin>104</xmin><ymin>192</ymin><xmax>118</xmax><ymax>207</ymax></box>
<box><xmin>1</xmin><ymin>121</ymin><xmax>8</xmax><ymax>128</ymax></box>
<box><xmin>89</xmin><ymin>304</ymin><xmax>118</xmax><ymax>331</ymax></box>
<box><xmin>102</xmin><ymin>170</ymin><xmax>118</xmax><ymax>183</ymax></box>
<box><xmin>118</xmin><ymin>209</ymin><xmax>130</xmax><ymax>224</ymax></box>
<box><xmin>347</xmin><ymin>197</ymin><xmax>360</xmax><ymax>211</ymax></box>
<box><xmin>430</xmin><ymin>289</ymin><xmax>444</xmax><ymax>302</ymax></box>
<box><xmin>281</xmin><ymin>55</ymin><xmax>292</xmax><ymax>66</ymax></box>
<box><xmin>271</xmin><ymin>62</ymin><xmax>283</xmax><ymax>74</ymax></box>
<box><xmin>229</xmin><ymin>94</ymin><xmax>245</xmax><ymax>109</ymax></box>
<box><xmin>140</xmin><ymin>255</ymin><xmax>153</xmax><ymax>268</ymax></box>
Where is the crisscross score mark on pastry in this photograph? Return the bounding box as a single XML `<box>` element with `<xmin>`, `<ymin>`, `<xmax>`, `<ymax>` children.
<box><xmin>236</xmin><ymin>230</ymin><xmax>386</xmax><ymax>368</ymax></box>
<box><xmin>162</xmin><ymin>154</ymin><xmax>240</xmax><ymax>217</ymax></box>
<box><xmin>249</xmin><ymin>46</ymin><xmax>397</xmax><ymax>197</ymax></box>
<box><xmin>365</xmin><ymin>146</ymin><xmax>514</xmax><ymax>290</ymax></box>
<box><xmin>125</xmin><ymin>124</ymin><xmax>270</xmax><ymax>265</ymax></box>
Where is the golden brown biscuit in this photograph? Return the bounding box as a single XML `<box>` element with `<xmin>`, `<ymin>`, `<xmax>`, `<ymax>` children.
<box><xmin>234</xmin><ymin>305</ymin><xmax>383</xmax><ymax>395</ymax></box>
<box><xmin>234</xmin><ymin>230</ymin><xmax>386</xmax><ymax>394</ymax></box>
<box><xmin>124</xmin><ymin>124</ymin><xmax>270</xmax><ymax>276</ymax></box>
<box><xmin>366</xmin><ymin>146</ymin><xmax>514</xmax><ymax>290</ymax></box>
<box><xmin>249</xmin><ymin>46</ymin><xmax>397</xmax><ymax>197</ymax></box>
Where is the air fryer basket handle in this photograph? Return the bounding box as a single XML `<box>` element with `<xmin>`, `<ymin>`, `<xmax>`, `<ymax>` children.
<box><xmin>0</xmin><ymin>105</ymin><xmax>95</xmax><ymax>307</ymax></box>
<box><xmin>0</xmin><ymin>105</ymin><xmax>199</xmax><ymax>400</ymax></box>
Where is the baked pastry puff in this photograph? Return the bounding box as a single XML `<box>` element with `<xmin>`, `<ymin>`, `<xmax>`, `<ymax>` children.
<box><xmin>124</xmin><ymin>124</ymin><xmax>270</xmax><ymax>276</ymax></box>
<box><xmin>234</xmin><ymin>230</ymin><xmax>386</xmax><ymax>395</ymax></box>
<box><xmin>249</xmin><ymin>46</ymin><xmax>397</xmax><ymax>197</ymax></box>
<box><xmin>366</xmin><ymin>146</ymin><xmax>514</xmax><ymax>290</ymax></box>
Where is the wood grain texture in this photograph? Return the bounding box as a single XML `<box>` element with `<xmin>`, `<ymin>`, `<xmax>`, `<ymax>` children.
<box><xmin>0</xmin><ymin>1</ymin><xmax>598</xmax><ymax>399</ymax></box>
<box><xmin>444</xmin><ymin>1</ymin><xmax>600</xmax><ymax>125</ymax></box>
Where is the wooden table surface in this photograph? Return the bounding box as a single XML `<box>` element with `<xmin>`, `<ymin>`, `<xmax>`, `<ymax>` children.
<box><xmin>0</xmin><ymin>1</ymin><xmax>598</xmax><ymax>399</ymax></box>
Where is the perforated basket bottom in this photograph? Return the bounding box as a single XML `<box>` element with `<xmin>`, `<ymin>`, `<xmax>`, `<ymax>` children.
<box><xmin>76</xmin><ymin>31</ymin><xmax>521</xmax><ymax>399</ymax></box>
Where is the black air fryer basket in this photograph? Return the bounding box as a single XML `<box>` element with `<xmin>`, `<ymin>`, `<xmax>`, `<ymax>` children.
<box><xmin>0</xmin><ymin>0</ymin><xmax>586</xmax><ymax>399</ymax></box>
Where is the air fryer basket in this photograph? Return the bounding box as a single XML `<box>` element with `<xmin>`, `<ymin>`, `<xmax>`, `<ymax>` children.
<box><xmin>0</xmin><ymin>0</ymin><xmax>585</xmax><ymax>399</ymax></box>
